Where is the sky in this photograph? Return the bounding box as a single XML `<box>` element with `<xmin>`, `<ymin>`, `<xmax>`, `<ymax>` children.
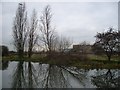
<box><xmin>1</xmin><ymin>1</ymin><xmax>118</xmax><ymax>51</ymax></box>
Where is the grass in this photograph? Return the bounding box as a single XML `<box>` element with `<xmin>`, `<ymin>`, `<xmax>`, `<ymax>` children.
<box><xmin>88</xmin><ymin>54</ymin><xmax>107</xmax><ymax>61</ymax></box>
<box><xmin>73</xmin><ymin>60</ymin><xmax>120</xmax><ymax>69</ymax></box>
<box><xmin>88</xmin><ymin>54</ymin><xmax>120</xmax><ymax>61</ymax></box>
<box><xmin>1</xmin><ymin>54</ymin><xmax>120</xmax><ymax>69</ymax></box>
<box><xmin>2</xmin><ymin>54</ymin><xmax>45</xmax><ymax>62</ymax></box>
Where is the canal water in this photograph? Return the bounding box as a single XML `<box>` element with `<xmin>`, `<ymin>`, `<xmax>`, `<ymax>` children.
<box><xmin>1</xmin><ymin>61</ymin><xmax>120</xmax><ymax>88</ymax></box>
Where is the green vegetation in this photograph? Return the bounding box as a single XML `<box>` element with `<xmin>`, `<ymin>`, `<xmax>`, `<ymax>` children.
<box><xmin>88</xmin><ymin>54</ymin><xmax>120</xmax><ymax>61</ymax></box>
<box><xmin>2</xmin><ymin>54</ymin><xmax>120</xmax><ymax>69</ymax></box>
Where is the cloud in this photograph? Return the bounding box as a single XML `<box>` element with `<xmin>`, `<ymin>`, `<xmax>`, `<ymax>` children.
<box><xmin>51</xmin><ymin>2</ymin><xmax>118</xmax><ymax>44</ymax></box>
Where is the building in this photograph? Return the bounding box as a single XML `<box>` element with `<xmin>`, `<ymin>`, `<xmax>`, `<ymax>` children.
<box><xmin>72</xmin><ymin>44</ymin><xmax>92</xmax><ymax>54</ymax></box>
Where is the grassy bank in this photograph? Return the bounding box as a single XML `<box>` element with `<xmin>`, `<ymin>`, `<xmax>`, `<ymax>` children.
<box><xmin>1</xmin><ymin>54</ymin><xmax>120</xmax><ymax>69</ymax></box>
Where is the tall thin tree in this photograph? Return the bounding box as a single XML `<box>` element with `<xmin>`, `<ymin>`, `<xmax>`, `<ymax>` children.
<box><xmin>40</xmin><ymin>5</ymin><xmax>56</xmax><ymax>56</ymax></box>
<box><xmin>13</xmin><ymin>3</ymin><xmax>28</xmax><ymax>59</ymax></box>
<box><xmin>28</xmin><ymin>9</ymin><xmax>38</xmax><ymax>58</ymax></box>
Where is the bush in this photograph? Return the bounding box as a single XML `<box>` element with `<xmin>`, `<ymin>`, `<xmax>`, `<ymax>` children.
<box><xmin>0</xmin><ymin>45</ymin><xmax>9</xmax><ymax>56</ymax></box>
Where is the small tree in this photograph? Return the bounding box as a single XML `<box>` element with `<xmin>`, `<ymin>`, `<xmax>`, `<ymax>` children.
<box><xmin>57</xmin><ymin>36</ymin><xmax>72</xmax><ymax>52</ymax></box>
<box><xmin>94</xmin><ymin>28</ymin><xmax>119</xmax><ymax>61</ymax></box>
<box><xmin>0</xmin><ymin>45</ymin><xmax>9</xmax><ymax>56</ymax></box>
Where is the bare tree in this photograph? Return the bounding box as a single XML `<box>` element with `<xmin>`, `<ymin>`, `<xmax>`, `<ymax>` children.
<box><xmin>28</xmin><ymin>9</ymin><xmax>38</xmax><ymax>58</ymax></box>
<box><xmin>57</xmin><ymin>36</ymin><xmax>72</xmax><ymax>52</ymax></box>
<box><xmin>50</xmin><ymin>34</ymin><xmax>58</xmax><ymax>51</ymax></box>
<box><xmin>94</xmin><ymin>28</ymin><xmax>119</xmax><ymax>61</ymax></box>
<box><xmin>13</xmin><ymin>3</ymin><xmax>28</xmax><ymax>59</ymax></box>
<box><xmin>39</xmin><ymin>5</ymin><xmax>56</xmax><ymax>55</ymax></box>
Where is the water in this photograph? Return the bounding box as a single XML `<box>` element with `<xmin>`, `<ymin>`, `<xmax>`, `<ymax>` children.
<box><xmin>1</xmin><ymin>61</ymin><xmax>120</xmax><ymax>88</ymax></box>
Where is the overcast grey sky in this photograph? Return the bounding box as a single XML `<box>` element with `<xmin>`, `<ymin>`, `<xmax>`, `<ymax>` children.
<box><xmin>1</xmin><ymin>2</ymin><xmax>118</xmax><ymax>51</ymax></box>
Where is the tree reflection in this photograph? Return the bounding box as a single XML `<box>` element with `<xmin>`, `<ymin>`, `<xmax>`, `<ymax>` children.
<box><xmin>12</xmin><ymin>61</ymin><xmax>38</xmax><ymax>88</ymax></box>
<box><xmin>91</xmin><ymin>69</ymin><xmax>120</xmax><ymax>88</ymax></box>
<box><xmin>12</xmin><ymin>62</ymin><xmax>120</xmax><ymax>88</ymax></box>
<box><xmin>37</xmin><ymin>64</ymin><xmax>70</xmax><ymax>88</ymax></box>
<box><xmin>11</xmin><ymin>62</ymin><xmax>89</xmax><ymax>88</ymax></box>
<box><xmin>37</xmin><ymin>64</ymin><xmax>87</xmax><ymax>88</ymax></box>
<box><xmin>12</xmin><ymin>61</ymin><xmax>26</xmax><ymax>88</ymax></box>
<box><xmin>6</xmin><ymin>62</ymin><xmax>120</xmax><ymax>88</ymax></box>
<box><xmin>27</xmin><ymin>62</ymin><xmax>38</xmax><ymax>88</ymax></box>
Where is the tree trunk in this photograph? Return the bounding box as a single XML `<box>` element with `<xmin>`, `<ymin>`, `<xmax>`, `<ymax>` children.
<box><xmin>107</xmin><ymin>55</ymin><xmax>111</xmax><ymax>61</ymax></box>
<box><xmin>106</xmin><ymin>52</ymin><xmax>111</xmax><ymax>61</ymax></box>
<box><xmin>28</xmin><ymin>48</ymin><xmax>32</xmax><ymax>58</ymax></box>
<box><xmin>18</xmin><ymin>49</ymin><xmax>24</xmax><ymax>59</ymax></box>
<box><xmin>28</xmin><ymin>62</ymin><xmax>33</xmax><ymax>88</ymax></box>
<box><xmin>28</xmin><ymin>52</ymin><xmax>31</xmax><ymax>58</ymax></box>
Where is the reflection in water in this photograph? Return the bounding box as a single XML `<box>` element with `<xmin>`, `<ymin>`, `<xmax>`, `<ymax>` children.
<box><xmin>11</xmin><ymin>62</ymin><xmax>87</xmax><ymax>88</ymax></box>
<box><xmin>91</xmin><ymin>69</ymin><xmax>120</xmax><ymax>88</ymax></box>
<box><xmin>12</xmin><ymin>61</ymin><xmax>26</xmax><ymax>88</ymax></box>
<box><xmin>37</xmin><ymin>64</ymin><xmax>87</xmax><ymax>88</ymax></box>
<box><xmin>12</xmin><ymin>61</ymin><xmax>38</xmax><ymax>88</ymax></box>
<box><xmin>2</xmin><ymin>61</ymin><xmax>120</xmax><ymax>88</ymax></box>
<box><xmin>27</xmin><ymin>62</ymin><xmax>38</xmax><ymax>88</ymax></box>
<box><xmin>38</xmin><ymin>65</ymin><xmax>70</xmax><ymax>88</ymax></box>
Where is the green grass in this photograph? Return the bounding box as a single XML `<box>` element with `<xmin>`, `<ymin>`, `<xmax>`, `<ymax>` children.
<box><xmin>72</xmin><ymin>60</ymin><xmax>119</xmax><ymax>69</ymax></box>
<box><xmin>88</xmin><ymin>54</ymin><xmax>120</xmax><ymax>61</ymax></box>
<box><xmin>2</xmin><ymin>54</ymin><xmax>44</xmax><ymax>62</ymax></box>
<box><xmin>88</xmin><ymin>54</ymin><xmax>107</xmax><ymax>60</ymax></box>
